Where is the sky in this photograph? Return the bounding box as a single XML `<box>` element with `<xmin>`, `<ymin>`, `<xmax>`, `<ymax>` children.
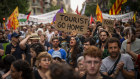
<box><xmin>70</xmin><ymin>0</ymin><xmax>86</xmax><ymax>12</ymax></box>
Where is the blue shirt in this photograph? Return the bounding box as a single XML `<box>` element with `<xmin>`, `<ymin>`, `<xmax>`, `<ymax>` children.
<box><xmin>48</xmin><ymin>48</ymin><xmax>66</xmax><ymax>60</ymax></box>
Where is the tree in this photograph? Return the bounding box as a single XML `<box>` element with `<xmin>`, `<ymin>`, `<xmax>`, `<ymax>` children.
<box><xmin>0</xmin><ymin>0</ymin><xmax>29</xmax><ymax>23</ymax></box>
<box><xmin>85</xmin><ymin>3</ymin><xmax>97</xmax><ymax>17</ymax></box>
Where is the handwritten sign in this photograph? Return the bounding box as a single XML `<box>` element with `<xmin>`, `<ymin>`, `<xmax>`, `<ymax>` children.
<box><xmin>56</xmin><ymin>13</ymin><xmax>89</xmax><ymax>34</ymax></box>
<box><xmin>102</xmin><ymin>19</ymin><xmax>114</xmax><ymax>33</ymax></box>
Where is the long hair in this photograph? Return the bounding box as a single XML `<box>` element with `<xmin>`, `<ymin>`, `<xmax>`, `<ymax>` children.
<box><xmin>70</xmin><ymin>37</ymin><xmax>82</xmax><ymax>67</ymax></box>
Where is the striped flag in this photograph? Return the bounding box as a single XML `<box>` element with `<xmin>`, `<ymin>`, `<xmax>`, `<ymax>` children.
<box><xmin>96</xmin><ymin>4</ymin><xmax>103</xmax><ymax>23</ymax></box>
<box><xmin>109</xmin><ymin>0</ymin><xmax>127</xmax><ymax>15</ymax></box>
<box><xmin>3</xmin><ymin>22</ymin><xmax>6</xmax><ymax>30</ymax></box>
<box><xmin>7</xmin><ymin>7</ymin><xmax>19</xmax><ymax>30</ymax></box>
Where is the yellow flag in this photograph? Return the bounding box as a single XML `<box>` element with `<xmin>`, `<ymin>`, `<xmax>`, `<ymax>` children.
<box><xmin>63</xmin><ymin>9</ymin><xmax>66</xmax><ymax>13</ymax></box>
<box><xmin>133</xmin><ymin>12</ymin><xmax>137</xmax><ymax>23</ymax></box>
<box><xmin>3</xmin><ymin>22</ymin><xmax>6</xmax><ymax>30</ymax></box>
<box><xmin>8</xmin><ymin>7</ymin><xmax>19</xmax><ymax>30</ymax></box>
<box><xmin>96</xmin><ymin>4</ymin><xmax>103</xmax><ymax>23</ymax></box>
<box><xmin>122</xmin><ymin>0</ymin><xmax>127</xmax><ymax>4</ymax></box>
<box><xmin>109</xmin><ymin>0</ymin><xmax>127</xmax><ymax>15</ymax></box>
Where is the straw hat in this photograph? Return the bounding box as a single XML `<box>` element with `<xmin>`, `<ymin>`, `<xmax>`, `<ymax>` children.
<box><xmin>30</xmin><ymin>33</ymin><xmax>40</xmax><ymax>39</ymax></box>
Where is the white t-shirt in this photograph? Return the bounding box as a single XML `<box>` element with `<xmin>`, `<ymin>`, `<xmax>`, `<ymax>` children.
<box><xmin>46</xmin><ymin>31</ymin><xmax>54</xmax><ymax>42</ymax></box>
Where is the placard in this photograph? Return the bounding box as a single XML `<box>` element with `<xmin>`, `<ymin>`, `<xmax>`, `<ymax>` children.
<box><xmin>56</xmin><ymin>13</ymin><xmax>89</xmax><ymax>34</ymax></box>
<box><xmin>102</xmin><ymin>19</ymin><xmax>114</xmax><ymax>33</ymax></box>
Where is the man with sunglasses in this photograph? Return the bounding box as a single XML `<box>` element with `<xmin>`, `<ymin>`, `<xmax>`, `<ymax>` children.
<box><xmin>48</xmin><ymin>37</ymin><xmax>66</xmax><ymax>60</ymax></box>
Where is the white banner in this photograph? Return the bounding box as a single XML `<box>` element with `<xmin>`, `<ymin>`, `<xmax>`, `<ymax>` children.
<box><xmin>102</xmin><ymin>12</ymin><xmax>134</xmax><ymax>22</ymax></box>
<box><xmin>18</xmin><ymin>9</ymin><xmax>59</xmax><ymax>26</ymax></box>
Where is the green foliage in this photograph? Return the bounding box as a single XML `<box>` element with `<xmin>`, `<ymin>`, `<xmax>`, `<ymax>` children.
<box><xmin>47</xmin><ymin>5</ymin><xmax>61</xmax><ymax>12</ymax></box>
<box><xmin>0</xmin><ymin>0</ymin><xmax>29</xmax><ymax>23</ymax></box>
<box><xmin>85</xmin><ymin>3</ymin><xmax>97</xmax><ymax>17</ymax></box>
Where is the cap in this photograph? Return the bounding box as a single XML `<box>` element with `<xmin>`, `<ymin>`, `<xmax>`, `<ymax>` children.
<box><xmin>11</xmin><ymin>32</ymin><xmax>20</xmax><ymax>38</ymax></box>
<box><xmin>52</xmin><ymin>51</ymin><xmax>62</xmax><ymax>59</ymax></box>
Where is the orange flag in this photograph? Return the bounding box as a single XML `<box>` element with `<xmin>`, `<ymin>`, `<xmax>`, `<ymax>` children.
<box><xmin>109</xmin><ymin>0</ymin><xmax>127</xmax><ymax>15</ymax></box>
<box><xmin>96</xmin><ymin>4</ymin><xmax>103</xmax><ymax>23</ymax></box>
<box><xmin>7</xmin><ymin>7</ymin><xmax>19</xmax><ymax>30</ymax></box>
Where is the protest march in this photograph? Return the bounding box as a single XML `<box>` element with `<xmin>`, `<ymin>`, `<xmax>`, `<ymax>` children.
<box><xmin>0</xmin><ymin>0</ymin><xmax>140</xmax><ymax>79</ymax></box>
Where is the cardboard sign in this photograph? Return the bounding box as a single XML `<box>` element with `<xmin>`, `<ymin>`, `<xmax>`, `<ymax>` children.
<box><xmin>56</xmin><ymin>13</ymin><xmax>89</xmax><ymax>34</ymax></box>
<box><xmin>102</xmin><ymin>19</ymin><xmax>114</xmax><ymax>33</ymax></box>
<box><xmin>102</xmin><ymin>19</ymin><xmax>114</xmax><ymax>27</ymax></box>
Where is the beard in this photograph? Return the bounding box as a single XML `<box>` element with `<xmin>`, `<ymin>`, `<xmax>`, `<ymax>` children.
<box><xmin>110</xmin><ymin>52</ymin><xmax>119</xmax><ymax>58</ymax></box>
<box><xmin>53</xmin><ymin>45</ymin><xmax>58</xmax><ymax>48</ymax></box>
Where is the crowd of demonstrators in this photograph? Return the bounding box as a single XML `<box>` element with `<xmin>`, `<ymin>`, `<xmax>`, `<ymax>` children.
<box><xmin>0</xmin><ymin>16</ymin><xmax>140</xmax><ymax>79</ymax></box>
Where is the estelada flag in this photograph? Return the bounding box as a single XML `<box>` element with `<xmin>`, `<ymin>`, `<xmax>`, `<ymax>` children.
<box><xmin>96</xmin><ymin>4</ymin><xmax>103</xmax><ymax>23</ymax></box>
<box><xmin>7</xmin><ymin>7</ymin><xmax>19</xmax><ymax>30</ymax></box>
<box><xmin>109</xmin><ymin>0</ymin><xmax>127</xmax><ymax>15</ymax></box>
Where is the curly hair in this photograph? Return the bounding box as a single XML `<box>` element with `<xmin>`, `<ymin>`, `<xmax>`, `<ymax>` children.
<box><xmin>12</xmin><ymin>60</ymin><xmax>34</xmax><ymax>79</ymax></box>
<box><xmin>30</xmin><ymin>43</ymin><xmax>45</xmax><ymax>56</ymax></box>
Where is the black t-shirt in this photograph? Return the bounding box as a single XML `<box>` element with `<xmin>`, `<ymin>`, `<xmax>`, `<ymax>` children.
<box><xmin>33</xmin><ymin>69</ymin><xmax>42</xmax><ymax>79</ymax></box>
<box><xmin>5</xmin><ymin>43</ymin><xmax>24</xmax><ymax>59</ymax></box>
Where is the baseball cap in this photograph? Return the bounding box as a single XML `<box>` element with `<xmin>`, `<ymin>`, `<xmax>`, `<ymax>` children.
<box><xmin>52</xmin><ymin>51</ymin><xmax>62</xmax><ymax>59</ymax></box>
<box><xmin>11</xmin><ymin>32</ymin><xmax>20</xmax><ymax>38</ymax></box>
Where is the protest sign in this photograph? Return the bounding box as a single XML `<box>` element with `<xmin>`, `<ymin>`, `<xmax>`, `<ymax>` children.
<box><xmin>102</xmin><ymin>12</ymin><xmax>134</xmax><ymax>22</ymax></box>
<box><xmin>102</xmin><ymin>19</ymin><xmax>114</xmax><ymax>33</ymax></box>
<box><xmin>56</xmin><ymin>13</ymin><xmax>89</xmax><ymax>34</ymax></box>
<box><xmin>102</xmin><ymin>19</ymin><xmax>114</xmax><ymax>27</ymax></box>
